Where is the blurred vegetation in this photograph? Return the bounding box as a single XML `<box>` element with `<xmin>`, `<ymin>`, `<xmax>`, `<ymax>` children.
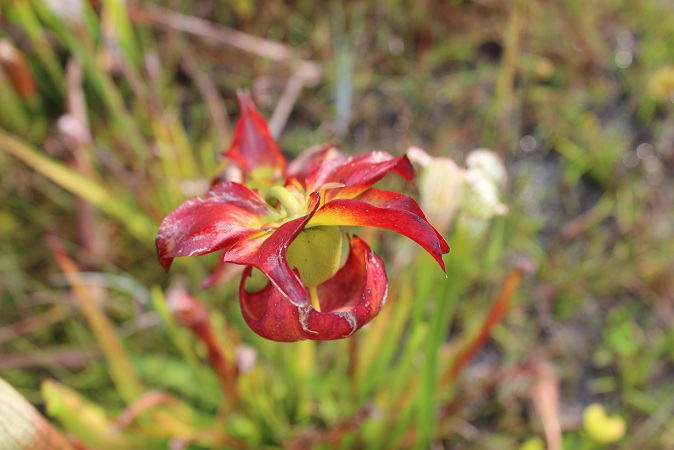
<box><xmin>1</xmin><ymin>0</ymin><xmax>674</xmax><ymax>449</ymax></box>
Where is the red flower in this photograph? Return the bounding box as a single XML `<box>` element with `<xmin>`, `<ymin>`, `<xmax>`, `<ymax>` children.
<box><xmin>156</xmin><ymin>93</ymin><xmax>449</xmax><ymax>341</ymax></box>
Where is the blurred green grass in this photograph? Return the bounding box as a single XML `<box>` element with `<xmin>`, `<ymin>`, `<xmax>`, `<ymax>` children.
<box><xmin>1</xmin><ymin>1</ymin><xmax>674</xmax><ymax>449</ymax></box>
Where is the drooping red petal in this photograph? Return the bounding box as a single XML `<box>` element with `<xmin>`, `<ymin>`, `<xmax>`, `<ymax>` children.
<box><xmin>355</xmin><ymin>189</ymin><xmax>450</xmax><ymax>253</ymax></box>
<box><xmin>223</xmin><ymin>192</ymin><xmax>321</xmax><ymax>306</ymax></box>
<box><xmin>304</xmin><ymin>151</ymin><xmax>415</xmax><ymax>200</ymax></box>
<box><xmin>223</xmin><ymin>92</ymin><xmax>287</xmax><ymax>177</ymax></box>
<box><xmin>308</xmin><ymin>196</ymin><xmax>448</xmax><ymax>271</ymax></box>
<box><xmin>156</xmin><ymin>182</ymin><xmax>275</xmax><ymax>271</ymax></box>
<box><xmin>239</xmin><ymin>235</ymin><xmax>388</xmax><ymax>342</ymax></box>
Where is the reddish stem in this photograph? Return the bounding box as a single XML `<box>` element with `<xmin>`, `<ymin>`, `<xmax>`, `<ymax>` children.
<box><xmin>169</xmin><ymin>289</ymin><xmax>238</xmax><ymax>408</ymax></box>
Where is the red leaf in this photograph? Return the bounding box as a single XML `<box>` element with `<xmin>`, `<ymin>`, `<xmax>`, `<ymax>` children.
<box><xmin>223</xmin><ymin>92</ymin><xmax>287</xmax><ymax>177</ymax></box>
<box><xmin>239</xmin><ymin>236</ymin><xmax>388</xmax><ymax>341</ymax></box>
<box><xmin>156</xmin><ymin>182</ymin><xmax>274</xmax><ymax>270</ymax></box>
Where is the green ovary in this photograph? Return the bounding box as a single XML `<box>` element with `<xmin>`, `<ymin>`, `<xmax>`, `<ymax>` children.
<box><xmin>287</xmin><ymin>226</ymin><xmax>343</xmax><ymax>287</ymax></box>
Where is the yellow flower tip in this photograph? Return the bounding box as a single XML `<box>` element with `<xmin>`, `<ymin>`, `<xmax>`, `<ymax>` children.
<box><xmin>583</xmin><ymin>403</ymin><xmax>626</xmax><ymax>444</ymax></box>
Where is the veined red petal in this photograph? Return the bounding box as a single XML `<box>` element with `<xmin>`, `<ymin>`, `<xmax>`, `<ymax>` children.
<box><xmin>223</xmin><ymin>192</ymin><xmax>321</xmax><ymax>306</ymax></box>
<box><xmin>239</xmin><ymin>235</ymin><xmax>388</xmax><ymax>341</ymax></box>
<box><xmin>223</xmin><ymin>92</ymin><xmax>287</xmax><ymax>177</ymax></box>
<box><xmin>308</xmin><ymin>197</ymin><xmax>448</xmax><ymax>271</ymax></box>
<box><xmin>355</xmin><ymin>189</ymin><xmax>450</xmax><ymax>253</ymax></box>
<box><xmin>305</xmin><ymin>151</ymin><xmax>415</xmax><ymax>200</ymax></box>
<box><xmin>156</xmin><ymin>182</ymin><xmax>274</xmax><ymax>271</ymax></box>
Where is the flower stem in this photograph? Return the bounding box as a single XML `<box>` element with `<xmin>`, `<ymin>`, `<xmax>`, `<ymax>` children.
<box><xmin>309</xmin><ymin>285</ymin><xmax>321</xmax><ymax>312</ymax></box>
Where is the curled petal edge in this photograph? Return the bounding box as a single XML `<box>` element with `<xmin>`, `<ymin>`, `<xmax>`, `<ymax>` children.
<box><xmin>239</xmin><ymin>235</ymin><xmax>388</xmax><ymax>342</ymax></box>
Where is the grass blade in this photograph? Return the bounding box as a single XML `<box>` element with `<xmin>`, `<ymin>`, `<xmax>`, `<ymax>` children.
<box><xmin>48</xmin><ymin>235</ymin><xmax>144</xmax><ymax>403</ymax></box>
<box><xmin>0</xmin><ymin>130</ymin><xmax>157</xmax><ymax>243</ymax></box>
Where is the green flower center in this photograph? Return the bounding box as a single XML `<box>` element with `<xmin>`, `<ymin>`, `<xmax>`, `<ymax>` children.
<box><xmin>287</xmin><ymin>226</ymin><xmax>343</xmax><ymax>287</ymax></box>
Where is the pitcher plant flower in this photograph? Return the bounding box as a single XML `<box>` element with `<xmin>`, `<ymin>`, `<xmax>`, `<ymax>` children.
<box><xmin>156</xmin><ymin>93</ymin><xmax>449</xmax><ymax>341</ymax></box>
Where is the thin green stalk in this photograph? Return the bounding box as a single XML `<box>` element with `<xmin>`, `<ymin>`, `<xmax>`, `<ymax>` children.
<box><xmin>9</xmin><ymin>2</ymin><xmax>65</xmax><ymax>90</ymax></box>
<box><xmin>0</xmin><ymin>76</ymin><xmax>30</xmax><ymax>132</ymax></box>
<box><xmin>409</xmin><ymin>248</ymin><xmax>449</xmax><ymax>330</ymax></box>
<box><xmin>367</xmin><ymin>325</ymin><xmax>427</xmax><ymax>450</ymax></box>
<box><xmin>491</xmin><ymin>0</ymin><xmax>525</xmax><ymax>153</ymax></box>
<box><xmin>416</xmin><ymin>256</ymin><xmax>463</xmax><ymax>449</ymax></box>
<box><xmin>31</xmin><ymin>1</ymin><xmax>147</xmax><ymax>158</ymax></box>
<box><xmin>357</xmin><ymin>284</ymin><xmax>414</xmax><ymax>400</ymax></box>
<box><xmin>292</xmin><ymin>338</ymin><xmax>316</xmax><ymax>421</ymax></box>
<box><xmin>101</xmin><ymin>0</ymin><xmax>140</xmax><ymax>66</ymax></box>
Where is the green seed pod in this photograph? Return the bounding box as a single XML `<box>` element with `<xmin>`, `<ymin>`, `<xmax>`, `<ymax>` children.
<box><xmin>287</xmin><ymin>226</ymin><xmax>343</xmax><ymax>287</ymax></box>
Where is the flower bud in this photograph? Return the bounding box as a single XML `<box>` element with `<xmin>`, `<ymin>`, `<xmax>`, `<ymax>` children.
<box><xmin>407</xmin><ymin>147</ymin><xmax>463</xmax><ymax>232</ymax></box>
<box><xmin>466</xmin><ymin>148</ymin><xmax>507</xmax><ymax>188</ymax></box>
<box><xmin>408</xmin><ymin>147</ymin><xmax>507</xmax><ymax>237</ymax></box>
<box><xmin>462</xmin><ymin>168</ymin><xmax>508</xmax><ymax>220</ymax></box>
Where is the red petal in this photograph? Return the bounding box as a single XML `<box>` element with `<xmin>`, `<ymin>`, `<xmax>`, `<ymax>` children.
<box><xmin>286</xmin><ymin>143</ymin><xmax>338</xmax><ymax>182</ymax></box>
<box><xmin>355</xmin><ymin>189</ymin><xmax>450</xmax><ymax>253</ymax></box>
<box><xmin>304</xmin><ymin>151</ymin><xmax>415</xmax><ymax>200</ymax></box>
<box><xmin>223</xmin><ymin>92</ymin><xmax>287</xmax><ymax>177</ymax></box>
<box><xmin>239</xmin><ymin>236</ymin><xmax>388</xmax><ymax>341</ymax></box>
<box><xmin>156</xmin><ymin>182</ymin><xmax>274</xmax><ymax>270</ymax></box>
<box><xmin>223</xmin><ymin>192</ymin><xmax>321</xmax><ymax>306</ymax></box>
<box><xmin>309</xmin><ymin>197</ymin><xmax>448</xmax><ymax>271</ymax></box>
